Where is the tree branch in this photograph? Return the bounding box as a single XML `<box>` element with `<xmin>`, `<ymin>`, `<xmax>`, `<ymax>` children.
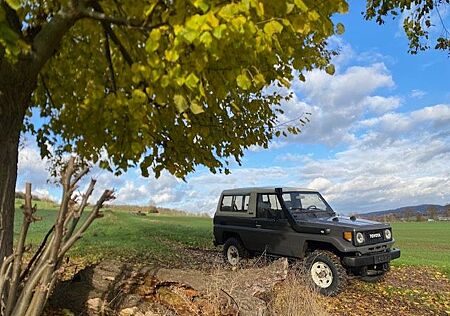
<box><xmin>104</xmin><ymin>25</ymin><xmax>133</xmax><ymax>66</ymax></box>
<box><xmin>80</xmin><ymin>8</ymin><xmax>164</xmax><ymax>30</ymax></box>
<box><xmin>104</xmin><ymin>30</ymin><xmax>117</xmax><ymax>93</ymax></box>
<box><xmin>40</xmin><ymin>76</ymin><xmax>56</xmax><ymax>108</ymax></box>
<box><xmin>30</xmin><ymin>4</ymin><xmax>80</xmax><ymax>77</ymax></box>
<box><xmin>19</xmin><ymin>225</ymin><xmax>54</xmax><ymax>283</ymax></box>
<box><xmin>1</xmin><ymin>1</ymin><xmax>21</xmax><ymax>34</ymax></box>
<box><xmin>88</xmin><ymin>2</ymin><xmax>134</xmax><ymax>66</ymax></box>
<box><xmin>4</xmin><ymin>183</ymin><xmax>33</xmax><ymax>314</ymax></box>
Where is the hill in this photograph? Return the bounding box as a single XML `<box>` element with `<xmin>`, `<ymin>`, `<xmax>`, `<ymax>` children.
<box><xmin>361</xmin><ymin>204</ymin><xmax>450</xmax><ymax>220</ymax></box>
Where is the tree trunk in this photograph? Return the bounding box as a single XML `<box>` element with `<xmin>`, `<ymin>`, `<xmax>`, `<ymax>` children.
<box><xmin>0</xmin><ymin>81</ymin><xmax>31</xmax><ymax>264</ymax></box>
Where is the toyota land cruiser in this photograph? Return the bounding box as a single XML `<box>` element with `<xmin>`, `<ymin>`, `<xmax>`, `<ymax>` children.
<box><xmin>213</xmin><ymin>187</ymin><xmax>401</xmax><ymax>296</ymax></box>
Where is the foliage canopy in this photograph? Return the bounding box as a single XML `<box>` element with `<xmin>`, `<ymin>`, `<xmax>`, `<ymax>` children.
<box><xmin>1</xmin><ymin>0</ymin><xmax>347</xmax><ymax>179</ymax></box>
<box><xmin>365</xmin><ymin>0</ymin><xmax>450</xmax><ymax>54</ymax></box>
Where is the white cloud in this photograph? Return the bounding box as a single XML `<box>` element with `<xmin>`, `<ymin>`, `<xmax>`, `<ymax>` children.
<box><xmin>410</xmin><ymin>89</ymin><xmax>426</xmax><ymax>99</ymax></box>
<box><xmin>276</xmin><ymin>62</ymin><xmax>397</xmax><ymax>146</ymax></box>
<box><xmin>362</xmin><ymin>96</ymin><xmax>402</xmax><ymax>113</ymax></box>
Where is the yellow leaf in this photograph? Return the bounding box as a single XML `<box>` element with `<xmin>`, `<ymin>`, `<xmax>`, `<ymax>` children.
<box><xmin>173</xmin><ymin>94</ymin><xmax>188</xmax><ymax>113</ymax></box>
<box><xmin>5</xmin><ymin>0</ymin><xmax>20</xmax><ymax>10</ymax></box>
<box><xmin>190</xmin><ymin>101</ymin><xmax>204</xmax><ymax>114</ymax></box>
<box><xmin>325</xmin><ymin>64</ymin><xmax>335</xmax><ymax>75</ymax></box>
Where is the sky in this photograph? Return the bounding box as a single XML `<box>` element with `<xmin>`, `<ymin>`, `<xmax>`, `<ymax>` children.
<box><xmin>16</xmin><ymin>1</ymin><xmax>450</xmax><ymax>215</ymax></box>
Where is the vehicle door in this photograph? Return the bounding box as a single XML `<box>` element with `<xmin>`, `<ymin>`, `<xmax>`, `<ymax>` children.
<box><xmin>255</xmin><ymin>194</ymin><xmax>299</xmax><ymax>257</ymax></box>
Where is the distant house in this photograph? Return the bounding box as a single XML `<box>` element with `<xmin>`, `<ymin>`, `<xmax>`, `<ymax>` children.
<box><xmin>437</xmin><ymin>216</ymin><xmax>450</xmax><ymax>221</ymax></box>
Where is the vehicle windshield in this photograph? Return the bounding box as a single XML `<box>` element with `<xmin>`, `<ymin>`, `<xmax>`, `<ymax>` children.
<box><xmin>282</xmin><ymin>192</ymin><xmax>334</xmax><ymax>218</ymax></box>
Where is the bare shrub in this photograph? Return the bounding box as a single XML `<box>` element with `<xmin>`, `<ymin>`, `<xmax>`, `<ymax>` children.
<box><xmin>0</xmin><ymin>157</ymin><xmax>114</xmax><ymax>316</ymax></box>
<box><xmin>269</xmin><ymin>264</ymin><xmax>329</xmax><ymax>316</ymax></box>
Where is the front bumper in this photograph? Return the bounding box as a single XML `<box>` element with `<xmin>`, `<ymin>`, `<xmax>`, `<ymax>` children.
<box><xmin>342</xmin><ymin>248</ymin><xmax>401</xmax><ymax>267</ymax></box>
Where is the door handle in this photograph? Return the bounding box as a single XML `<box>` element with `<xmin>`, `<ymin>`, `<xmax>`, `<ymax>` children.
<box><xmin>255</xmin><ymin>224</ymin><xmax>262</xmax><ymax>228</ymax></box>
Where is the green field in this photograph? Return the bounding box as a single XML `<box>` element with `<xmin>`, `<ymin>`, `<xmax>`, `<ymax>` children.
<box><xmin>13</xmin><ymin>200</ymin><xmax>212</xmax><ymax>263</ymax></box>
<box><xmin>391</xmin><ymin>222</ymin><xmax>450</xmax><ymax>274</ymax></box>
<box><xmin>13</xmin><ymin>200</ymin><xmax>450</xmax><ymax>275</ymax></box>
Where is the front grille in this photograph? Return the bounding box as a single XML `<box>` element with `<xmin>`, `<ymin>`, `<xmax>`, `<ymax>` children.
<box><xmin>363</xmin><ymin>230</ymin><xmax>384</xmax><ymax>245</ymax></box>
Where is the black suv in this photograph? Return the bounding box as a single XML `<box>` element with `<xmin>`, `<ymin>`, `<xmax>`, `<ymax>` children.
<box><xmin>213</xmin><ymin>187</ymin><xmax>401</xmax><ymax>296</ymax></box>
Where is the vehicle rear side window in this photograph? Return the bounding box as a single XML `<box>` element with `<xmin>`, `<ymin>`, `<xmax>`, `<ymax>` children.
<box><xmin>221</xmin><ymin>195</ymin><xmax>249</xmax><ymax>212</ymax></box>
<box><xmin>221</xmin><ymin>196</ymin><xmax>233</xmax><ymax>212</ymax></box>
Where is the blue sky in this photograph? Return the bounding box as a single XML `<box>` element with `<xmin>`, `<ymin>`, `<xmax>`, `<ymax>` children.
<box><xmin>17</xmin><ymin>2</ymin><xmax>450</xmax><ymax>215</ymax></box>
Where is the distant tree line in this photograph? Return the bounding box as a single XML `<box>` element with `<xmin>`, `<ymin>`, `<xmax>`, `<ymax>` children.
<box><xmin>360</xmin><ymin>204</ymin><xmax>450</xmax><ymax>222</ymax></box>
<box><xmin>14</xmin><ymin>192</ymin><xmax>54</xmax><ymax>203</ymax></box>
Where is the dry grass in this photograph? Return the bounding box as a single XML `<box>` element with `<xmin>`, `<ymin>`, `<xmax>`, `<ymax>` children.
<box><xmin>268</xmin><ymin>265</ymin><xmax>329</xmax><ymax>316</ymax></box>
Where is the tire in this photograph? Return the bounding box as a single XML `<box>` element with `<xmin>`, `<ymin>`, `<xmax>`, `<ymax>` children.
<box><xmin>223</xmin><ymin>238</ymin><xmax>248</xmax><ymax>266</ymax></box>
<box><xmin>305</xmin><ymin>250</ymin><xmax>347</xmax><ymax>296</ymax></box>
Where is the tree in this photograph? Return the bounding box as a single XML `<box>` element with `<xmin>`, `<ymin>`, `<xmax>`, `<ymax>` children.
<box><xmin>365</xmin><ymin>0</ymin><xmax>450</xmax><ymax>54</ymax></box>
<box><xmin>416</xmin><ymin>213</ymin><xmax>424</xmax><ymax>222</ymax></box>
<box><xmin>0</xmin><ymin>0</ymin><xmax>348</xmax><ymax>261</ymax></box>
<box><xmin>426</xmin><ymin>205</ymin><xmax>438</xmax><ymax>220</ymax></box>
<box><xmin>403</xmin><ymin>208</ymin><xmax>414</xmax><ymax>221</ymax></box>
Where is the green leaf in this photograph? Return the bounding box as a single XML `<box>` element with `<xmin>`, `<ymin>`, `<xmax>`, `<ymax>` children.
<box><xmin>336</xmin><ymin>23</ymin><xmax>345</xmax><ymax>35</ymax></box>
<box><xmin>185</xmin><ymin>72</ymin><xmax>199</xmax><ymax>90</ymax></box>
<box><xmin>191</xmin><ymin>0</ymin><xmax>209</xmax><ymax>13</ymax></box>
<box><xmin>190</xmin><ymin>100</ymin><xmax>204</xmax><ymax>114</ymax></box>
<box><xmin>254</xmin><ymin>73</ymin><xmax>266</xmax><ymax>87</ymax></box>
<box><xmin>236</xmin><ymin>73</ymin><xmax>252</xmax><ymax>90</ymax></box>
<box><xmin>294</xmin><ymin>0</ymin><xmax>308</xmax><ymax>12</ymax></box>
<box><xmin>146</xmin><ymin>29</ymin><xmax>161</xmax><ymax>52</ymax></box>
<box><xmin>5</xmin><ymin>0</ymin><xmax>20</xmax><ymax>10</ymax></box>
<box><xmin>181</xmin><ymin>28</ymin><xmax>199</xmax><ymax>43</ymax></box>
<box><xmin>264</xmin><ymin>20</ymin><xmax>283</xmax><ymax>36</ymax></box>
<box><xmin>308</xmin><ymin>11</ymin><xmax>320</xmax><ymax>21</ymax></box>
<box><xmin>174</xmin><ymin>94</ymin><xmax>188</xmax><ymax>113</ymax></box>
<box><xmin>212</xmin><ymin>24</ymin><xmax>227</xmax><ymax>39</ymax></box>
<box><xmin>165</xmin><ymin>49</ymin><xmax>179</xmax><ymax>62</ymax></box>
<box><xmin>199</xmin><ymin>31</ymin><xmax>213</xmax><ymax>47</ymax></box>
<box><xmin>325</xmin><ymin>64</ymin><xmax>335</xmax><ymax>75</ymax></box>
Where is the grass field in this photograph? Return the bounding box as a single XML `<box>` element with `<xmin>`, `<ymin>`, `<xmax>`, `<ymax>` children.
<box><xmin>13</xmin><ymin>199</ymin><xmax>213</xmax><ymax>263</ymax></box>
<box><xmin>13</xmin><ymin>200</ymin><xmax>450</xmax><ymax>275</ymax></box>
<box><xmin>391</xmin><ymin>222</ymin><xmax>450</xmax><ymax>274</ymax></box>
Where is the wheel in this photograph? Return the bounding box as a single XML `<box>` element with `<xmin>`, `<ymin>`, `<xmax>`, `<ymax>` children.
<box><xmin>223</xmin><ymin>238</ymin><xmax>248</xmax><ymax>266</ymax></box>
<box><xmin>360</xmin><ymin>263</ymin><xmax>389</xmax><ymax>283</ymax></box>
<box><xmin>305</xmin><ymin>250</ymin><xmax>347</xmax><ymax>296</ymax></box>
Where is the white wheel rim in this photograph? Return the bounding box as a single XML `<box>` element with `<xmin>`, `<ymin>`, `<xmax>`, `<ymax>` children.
<box><xmin>227</xmin><ymin>245</ymin><xmax>240</xmax><ymax>265</ymax></box>
<box><xmin>310</xmin><ymin>261</ymin><xmax>333</xmax><ymax>288</ymax></box>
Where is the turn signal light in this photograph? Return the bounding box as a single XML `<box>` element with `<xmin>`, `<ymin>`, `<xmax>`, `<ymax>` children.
<box><xmin>343</xmin><ymin>231</ymin><xmax>352</xmax><ymax>242</ymax></box>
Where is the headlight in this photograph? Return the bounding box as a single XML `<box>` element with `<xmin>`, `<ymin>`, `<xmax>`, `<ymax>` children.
<box><xmin>356</xmin><ymin>232</ymin><xmax>365</xmax><ymax>244</ymax></box>
<box><xmin>384</xmin><ymin>229</ymin><xmax>392</xmax><ymax>240</ymax></box>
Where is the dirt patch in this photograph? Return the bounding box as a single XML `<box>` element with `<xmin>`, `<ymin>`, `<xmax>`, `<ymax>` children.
<box><xmin>48</xmin><ymin>249</ymin><xmax>450</xmax><ymax>316</ymax></box>
<box><xmin>49</xmin><ymin>258</ymin><xmax>292</xmax><ymax>315</ymax></box>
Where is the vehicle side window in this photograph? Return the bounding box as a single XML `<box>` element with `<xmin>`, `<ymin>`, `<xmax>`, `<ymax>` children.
<box><xmin>234</xmin><ymin>195</ymin><xmax>244</xmax><ymax>212</ymax></box>
<box><xmin>257</xmin><ymin>194</ymin><xmax>285</xmax><ymax>219</ymax></box>
<box><xmin>243</xmin><ymin>195</ymin><xmax>250</xmax><ymax>211</ymax></box>
<box><xmin>221</xmin><ymin>195</ymin><xmax>249</xmax><ymax>212</ymax></box>
<box><xmin>221</xmin><ymin>196</ymin><xmax>233</xmax><ymax>212</ymax></box>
